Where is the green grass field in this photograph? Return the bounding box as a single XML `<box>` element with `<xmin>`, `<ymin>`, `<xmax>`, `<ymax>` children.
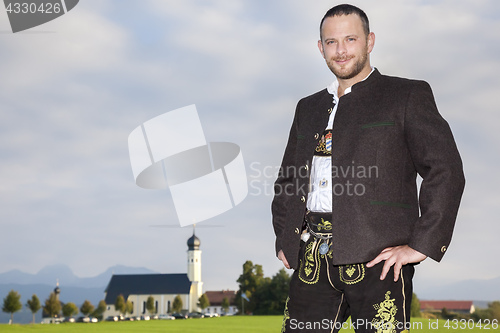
<box><xmin>0</xmin><ymin>316</ymin><xmax>496</xmax><ymax>332</ymax></box>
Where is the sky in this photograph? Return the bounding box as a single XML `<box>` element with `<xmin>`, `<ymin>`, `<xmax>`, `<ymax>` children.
<box><xmin>0</xmin><ymin>0</ymin><xmax>499</xmax><ymax>299</ymax></box>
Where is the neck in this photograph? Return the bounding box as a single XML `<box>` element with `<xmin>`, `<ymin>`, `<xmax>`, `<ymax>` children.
<box><xmin>337</xmin><ymin>64</ymin><xmax>373</xmax><ymax>97</ymax></box>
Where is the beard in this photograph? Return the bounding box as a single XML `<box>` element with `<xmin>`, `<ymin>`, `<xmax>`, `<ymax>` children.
<box><xmin>326</xmin><ymin>45</ymin><xmax>369</xmax><ymax>80</ymax></box>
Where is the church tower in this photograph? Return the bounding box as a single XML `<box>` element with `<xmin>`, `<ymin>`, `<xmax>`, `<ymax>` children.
<box><xmin>187</xmin><ymin>230</ymin><xmax>203</xmax><ymax>312</ymax></box>
<box><xmin>54</xmin><ymin>280</ymin><xmax>60</xmax><ymax>301</ymax></box>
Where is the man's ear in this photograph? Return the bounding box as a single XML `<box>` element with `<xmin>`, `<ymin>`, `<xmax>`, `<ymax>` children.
<box><xmin>318</xmin><ymin>40</ymin><xmax>325</xmax><ymax>59</ymax></box>
<box><xmin>367</xmin><ymin>32</ymin><xmax>375</xmax><ymax>54</ymax></box>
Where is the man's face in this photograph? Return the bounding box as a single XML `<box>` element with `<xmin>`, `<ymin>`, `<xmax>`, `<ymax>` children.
<box><xmin>318</xmin><ymin>14</ymin><xmax>375</xmax><ymax>80</ymax></box>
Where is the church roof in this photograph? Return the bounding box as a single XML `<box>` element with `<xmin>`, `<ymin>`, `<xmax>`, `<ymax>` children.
<box><xmin>104</xmin><ymin>273</ymin><xmax>191</xmax><ymax>304</ymax></box>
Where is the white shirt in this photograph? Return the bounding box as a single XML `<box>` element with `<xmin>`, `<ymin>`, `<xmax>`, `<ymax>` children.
<box><xmin>306</xmin><ymin>68</ymin><xmax>375</xmax><ymax>212</ymax></box>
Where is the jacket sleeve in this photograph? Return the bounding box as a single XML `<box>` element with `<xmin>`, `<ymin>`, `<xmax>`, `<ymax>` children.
<box><xmin>404</xmin><ymin>81</ymin><xmax>465</xmax><ymax>262</ymax></box>
<box><xmin>271</xmin><ymin>100</ymin><xmax>301</xmax><ymax>257</ymax></box>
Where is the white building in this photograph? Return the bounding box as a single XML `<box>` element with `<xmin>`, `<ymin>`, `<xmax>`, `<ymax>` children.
<box><xmin>205</xmin><ymin>290</ymin><xmax>238</xmax><ymax>316</ymax></box>
<box><xmin>102</xmin><ymin>232</ymin><xmax>203</xmax><ymax>316</ymax></box>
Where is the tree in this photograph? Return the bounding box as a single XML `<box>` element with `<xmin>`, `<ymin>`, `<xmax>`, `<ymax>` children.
<box><xmin>92</xmin><ymin>300</ymin><xmax>107</xmax><ymax>320</ymax></box>
<box><xmin>43</xmin><ymin>292</ymin><xmax>61</xmax><ymax>318</ymax></box>
<box><xmin>251</xmin><ymin>268</ymin><xmax>291</xmax><ymax>315</ymax></box>
<box><xmin>472</xmin><ymin>307</ymin><xmax>492</xmax><ymax>322</ymax></box>
<box><xmin>489</xmin><ymin>301</ymin><xmax>500</xmax><ymax>320</ymax></box>
<box><xmin>80</xmin><ymin>300</ymin><xmax>94</xmax><ymax>317</ymax></box>
<box><xmin>221</xmin><ymin>297</ymin><xmax>230</xmax><ymax>314</ymax></box>
<box><xmin>441</xmin><ymin>307</ymin><xmax>455</xmax><ymax>320</ymax></box>
<box><xmin>125</xmin><ymin>300</ymin><xmax>133</xmax><ymax>316</ymax></box>
<box><xmin>172</xmin><ymin>295</ymin><xmax>183</xmax><ymax>313</ymax></box>
<box><xmin>473</xmin><ymin>301</ymin><xmax>500</xmax><ymax>322</ymax></box>
<box><xmin>62</xmin><ymin>302</ymin><xmax>79</xmax><ymax>318</ymax></box>
<box><xmin>410</xmin><ymin>292</ymin><xmax>421</xmax><ymax>318</ymax></box>
<box><xmin>236</xmin><ymin>260</ymin><xmax>265</xmax><ymax>314</ymax></box>
<box><xmin>264</xmin><ymin>268</ymin><xmax>291</xmax><ymax>314</ymax></box>
<box><xmin>115</xmin><ymin>295</ymin><xmax>125</xmax><ymax>315</ymax></box>
<box><xmin>234</xmin><ymin>261</ymin><xmax>292</xmax><ymax>315</ymax></box>
<box><xmin>2</xmin><ymin>290</ymin><xmax>22</xmax><ymax>324</ymax></box>
<box><xmin>197</xmin><ymin>293</ymin><xmax>210</xmax><ymax>312</ymax></box>
<box><xmin>269</xmin><ymin>268</ymin><xmax>291</xmax><ymax>313</ymax></box>
<box><xmin>251</xmin><ymin>276</ymin><xmax>272</xmax><ymax>315</ymax></box>
<box><xmin>146</xmin><ymin>296</ymin><xmax>156</xmax><ymax>315</ymax></box>
<box><xmin>26</xmin><ymin>294</ymin><xmax>41</xmax><ymax>324</ymax></box>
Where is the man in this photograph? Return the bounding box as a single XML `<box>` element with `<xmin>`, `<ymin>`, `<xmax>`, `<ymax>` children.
<box><xmin>272</xmin><ymin>4</ymin><xmax>465</xmax><ymax>333</ymax></box>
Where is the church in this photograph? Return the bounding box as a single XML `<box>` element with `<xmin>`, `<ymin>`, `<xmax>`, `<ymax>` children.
<box><xmin>102</xmin><ymin>232</ymin><xmax>203</xmax><ymax>316</ymax></box>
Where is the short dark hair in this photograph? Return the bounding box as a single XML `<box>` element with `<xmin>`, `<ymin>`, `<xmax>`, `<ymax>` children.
<box><xmin>320</xmin><ymin>4</ymin><xmax>370</xmax><ymax>39</ymax></box>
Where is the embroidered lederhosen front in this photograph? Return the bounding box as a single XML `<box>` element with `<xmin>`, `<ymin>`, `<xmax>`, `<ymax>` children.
<box><xmin>297</xmin><ymin>212</ymin><xmax>334</xmax><ymax>285</ymax></box>
<box><xmin>284</xmin><ymin>214</ymin><xmax>415</xmax><ymax>333</ymax></box>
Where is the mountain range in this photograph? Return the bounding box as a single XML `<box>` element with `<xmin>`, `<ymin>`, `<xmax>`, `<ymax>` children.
<box><xmin>0</xmin><ymin>264</ymin><xmax>157</xmax><ymax>288</ymax></box>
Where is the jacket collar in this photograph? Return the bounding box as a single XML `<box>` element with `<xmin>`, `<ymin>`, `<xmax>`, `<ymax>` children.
<box><xmin>327</xmin><ymin>67</ymin><xmax>381</xmax><ymax>98</ymax></box>
<box><xmin>350</xmin><ymin>68</ymin><xmax>381</xmax><ymax>92</ymax></box>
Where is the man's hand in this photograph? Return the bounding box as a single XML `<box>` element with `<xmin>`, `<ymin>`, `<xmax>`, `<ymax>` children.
<box><xmin>366</xmin><ymin>245</ymin><xmax>427</xmax><ymax>282</ymax></box>
<box><xmin>278</xmin><ymin>249</ymin><xmax>291</xmax><ymax>269</ymax></box>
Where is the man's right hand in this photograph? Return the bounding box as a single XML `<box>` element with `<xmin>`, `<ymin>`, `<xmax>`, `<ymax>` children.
<box><xmin>278</xmin><ymin>249</ymin><xmax>291</xmax><ymax>269</ymax></box>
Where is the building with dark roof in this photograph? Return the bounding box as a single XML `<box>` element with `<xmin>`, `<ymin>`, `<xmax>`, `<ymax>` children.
<box><xmin>420</xmin><ymin>300</ymin><xmax>475</xmax><ymax>314</ymax></box>
<box><xmin>103</xmin><ymin>232</ymin><xmax>203</xmax><ymax>316</ymax></box>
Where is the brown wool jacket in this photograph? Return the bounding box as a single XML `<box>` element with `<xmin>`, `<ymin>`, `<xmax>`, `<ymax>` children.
<box><xmin>272</xmin><ymin>69</ymin><xmax>465</xmax><ymax>269</ymax></box>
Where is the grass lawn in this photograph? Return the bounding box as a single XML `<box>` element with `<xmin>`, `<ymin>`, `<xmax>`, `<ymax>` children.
<box><xmin>0</xmin><ymin>316</ymin><xmax>282</xmax><ymax>333</ymax></box>
<box><xmin>0</xmin><ymin>316</ymin><xmax>495</xmax><ymax>332</ymax></box>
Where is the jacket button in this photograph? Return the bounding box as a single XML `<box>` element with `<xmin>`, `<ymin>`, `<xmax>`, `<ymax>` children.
<box><xmin>441</xmin><ymin>246</ymin><xmax>447</xmax><ymax>253</ymax></box>
<box><xmin>304</xmin><ymin>164</ymin><xmax>309</xmax><ymax>171</ymax></box>
<box><xmin>300</xmin><ymin>196</ymin><xmax>306</xmax><ymax>202</ymax></box>
<box><xmin>328</xmin><ymin>108</ymin><xmax>333</xmax><ymax>114</ymax></box>
<box><xmin>294</xmin><ymin>228</ymin><xmax>300</xmax><ymax>234</ymax></box>
<box><xmin>314</xmin><ymin>133</ymin><xmax>319</xmax><ymax>140</ymax></box>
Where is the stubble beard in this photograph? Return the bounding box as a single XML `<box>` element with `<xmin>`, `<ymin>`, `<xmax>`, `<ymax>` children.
<box><xmin>327</xmin><ymin>45</ymin><xmax>369</xmax><ymax>80</ymax></box>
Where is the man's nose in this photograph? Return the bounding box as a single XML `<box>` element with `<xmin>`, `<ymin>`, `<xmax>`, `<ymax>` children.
<box><xmin>336</xmin><ymin>42</ymin><xmax>347</xmax><ymax>55</ymax></box>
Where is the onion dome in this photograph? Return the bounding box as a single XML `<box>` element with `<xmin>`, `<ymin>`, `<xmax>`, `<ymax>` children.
<box><xmin>54</xmin><ymin>282</ymin><xmax>60</xmax><ymax>295</ymax></box>
<box><xmin>187</xmin><ymin>233</ymin><xmax>200</xmax><ymax>250</ymax></box>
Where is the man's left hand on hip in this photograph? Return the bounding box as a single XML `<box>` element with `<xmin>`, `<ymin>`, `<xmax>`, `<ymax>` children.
<box><xmin>366</xmin><ymin>245</ymin><xmax>427</xmax><ymax>282</ymax></box>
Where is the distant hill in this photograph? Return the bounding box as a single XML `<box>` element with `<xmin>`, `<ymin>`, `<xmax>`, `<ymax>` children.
<box><xmin>415</xmin><ymin>276</ymin><xmax>500</xmax><ymax>302</ymax></box>
<box><xmin>0</xmin><ymin>264</ymin><xmax>158</xmax><ymax>324</ymax></box>
<box><xmin>0</xmin><ymin>264</ymin><xmax>157</xmax><ymax>288</ymax></box>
